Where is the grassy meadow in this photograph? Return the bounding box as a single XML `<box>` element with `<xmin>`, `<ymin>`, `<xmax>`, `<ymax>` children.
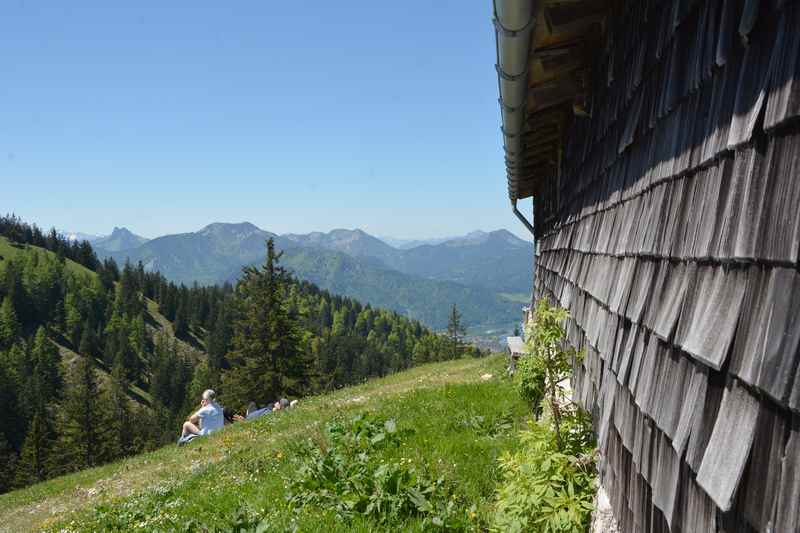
<box><xmin>0</xmin><ymin>354</ymin><xmax>528</xmax><ymax>532</ymax></box>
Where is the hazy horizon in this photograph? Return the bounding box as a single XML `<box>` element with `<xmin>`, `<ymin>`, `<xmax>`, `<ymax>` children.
<box><xmin>53</xmin><ymin>220</ymin><xmax>533</xmax><ymax>244</ymax></box>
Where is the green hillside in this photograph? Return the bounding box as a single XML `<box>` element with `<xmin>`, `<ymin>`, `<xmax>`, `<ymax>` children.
<box><xmin>0</xmin><ymin>236</ymin><xmax>206</xmax><ymax>405</ymax></box>
<box><xmin>0</xmin><ymin>355</ymin><xmax>523</xmax><ymax>532</ymax></box>
<box><xmin>277</xmin><ymin>247</ymin><xmax>520</xmax><ymax>330</ymax></box>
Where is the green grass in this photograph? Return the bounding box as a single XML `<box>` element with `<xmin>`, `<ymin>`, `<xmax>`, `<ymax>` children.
<box><xmin>0</xmin><ymin>355</ymin><xmax>526</xmax><ymax>532</ymax></box>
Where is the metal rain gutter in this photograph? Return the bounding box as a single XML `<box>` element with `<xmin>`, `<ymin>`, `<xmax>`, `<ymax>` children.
<box><xmin>493</xmin><ymin>0</ymin><xmax>535</xmax><ymax>202</ymax></box>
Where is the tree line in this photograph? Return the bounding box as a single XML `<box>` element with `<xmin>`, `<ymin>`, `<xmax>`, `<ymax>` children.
<box><xmin>0</xmin><ymin>215</ymin><xmax>482</xmax><ymax>493</ymax></box>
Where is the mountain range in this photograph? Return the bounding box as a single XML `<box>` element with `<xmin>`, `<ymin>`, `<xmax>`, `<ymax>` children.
<box><xmin>87</xmin><ymin>223</ymin><xmax>533</xmax><ymax>332</ymax></box>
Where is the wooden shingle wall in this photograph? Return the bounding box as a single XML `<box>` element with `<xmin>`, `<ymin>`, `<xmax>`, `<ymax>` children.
<box><xmin>533</xmin><ymin>1</ymin><xmax>800</xmax><ymax>531</ymax></box>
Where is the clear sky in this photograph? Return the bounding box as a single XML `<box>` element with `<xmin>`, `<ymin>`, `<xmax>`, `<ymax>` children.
<box><xmin>0</xmin><ymin>1</ymin><xmax>532</xmax><ymax>240</ymax></box>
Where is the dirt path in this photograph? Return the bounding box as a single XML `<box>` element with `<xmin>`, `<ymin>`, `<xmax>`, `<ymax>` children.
<box><xmin>0</xmin><ymin>357</ymin><xmax>493</xmax><ymax>532</ymax></box>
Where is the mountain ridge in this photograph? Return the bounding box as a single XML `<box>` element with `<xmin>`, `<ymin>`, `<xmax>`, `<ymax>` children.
<box><xmin>97</xmin><ymin>222</ymin><xmax>532</xmax><ymax>331</ymax></box>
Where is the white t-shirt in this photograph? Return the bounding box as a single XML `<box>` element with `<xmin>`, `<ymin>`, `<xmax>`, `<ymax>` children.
<box><xmin>195</xmin><ymin>402</ymin><xmax>224</xmax><ymax>435</ymax></box>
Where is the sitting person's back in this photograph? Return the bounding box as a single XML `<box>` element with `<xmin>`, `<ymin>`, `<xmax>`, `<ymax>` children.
<box><xmin>195</xmin><ymin>398</ymin><xmax>224</xmax><ymax>434</ymax></box>
<box><xmin>178</xmin><ymin>389</ymin><xmax>225</xmax><ymax>444</ymax></box>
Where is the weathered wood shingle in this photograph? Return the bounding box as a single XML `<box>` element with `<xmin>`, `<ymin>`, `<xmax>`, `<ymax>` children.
<box><xmin>512</xmin><ymin>1</ymin><xmax>800</xmax><ymax>529</ymax></box>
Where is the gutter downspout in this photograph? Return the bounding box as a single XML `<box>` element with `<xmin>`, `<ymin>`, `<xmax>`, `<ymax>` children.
<box><xmin>511</xmin><ymin>198</ymin><xmax>534</xmax><ymax>236</ymax></box>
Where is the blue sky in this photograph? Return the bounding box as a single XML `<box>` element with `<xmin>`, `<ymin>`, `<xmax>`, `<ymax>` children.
<box><xmin>0</xmin><ymin>1</ymin><xmax>532</xmax><ymax>240</ymax></box>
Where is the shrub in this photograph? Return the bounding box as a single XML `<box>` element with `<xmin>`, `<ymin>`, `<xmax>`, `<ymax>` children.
<box><xmin>514</xmin><ymin>353</ymin><xmax>546</xmax><ymax>418</ymax></box>
<box><xmin>493</xmin><ymin>298</ymin><xmax>597</xmax><ymax>532</ymax></box>
<box><xmin>491</xmin><ymin>420</ymin><xmax>595</xmax><ymax>533</ymax></box>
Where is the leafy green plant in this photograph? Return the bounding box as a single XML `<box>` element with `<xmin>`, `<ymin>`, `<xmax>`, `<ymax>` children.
<box><xmin>286</xmin><ymin>413</ymin><xmax>469</xmax><ymax>530</ymax></box>
<box><xmin>492</xmin><ymin>299</ymin><xmax>597</xmax><ymax>533</ymax></box>
<box><xmin>521</xmin><ymin>299</ymin><xmax>583</xmax><ymax>450</ymax></box>
<box><xmin>452</xmin><ymin>412</ymin><xmax>514</xmax><ymax>438</ymax></box>
<box><xmin>514</xmin><ymin>352</ymin><xmax>546</xmax><ymax>418</ymax></box>
<box><xmin>491</xmin><ymin>420</ymin><xmax>595</xmax><ymax>533</ymax></box>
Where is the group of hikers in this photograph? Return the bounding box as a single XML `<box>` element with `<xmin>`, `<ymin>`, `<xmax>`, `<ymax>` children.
<box><xmin>178</xmin><ymin>389</ymin><xmax>297</xmax><ymax>445</ymax></box>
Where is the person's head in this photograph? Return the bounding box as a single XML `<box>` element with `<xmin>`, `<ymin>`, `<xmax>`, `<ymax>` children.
<box><xmin>201</xmin><ymin>389</ymin><xmax>216</xmax><ymax>406</ymax></box>
<box><xmin>273</xmin><ymin>398</ymin><xmax>290</xmax><ymax>411</ymax></box>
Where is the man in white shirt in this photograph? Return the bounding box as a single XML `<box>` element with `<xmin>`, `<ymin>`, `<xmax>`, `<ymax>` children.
<box><xmin>180</xmin><ymin>389</ymin><xmax>225</xmax><ymax>439</ymax></box>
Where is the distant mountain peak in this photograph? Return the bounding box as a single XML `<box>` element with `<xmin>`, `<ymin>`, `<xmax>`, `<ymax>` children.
<box><xmin>198</xmin><ymin>222</ymin><xmax>268</xmax><ymax>241</ymax></box>
<box><xmin>200</xmin><ymin>221</ymin><xmax>260</xmax><ymax>233</ymax></box>
<box><xmin>92</xmin><ymin>227</ymin><xmax>149</xmax><ymax>253</ymax></box>
<box><xmin>110</xmin><ymin>226</ymin><xmax>136</xmax><ymax>237</ymax></box>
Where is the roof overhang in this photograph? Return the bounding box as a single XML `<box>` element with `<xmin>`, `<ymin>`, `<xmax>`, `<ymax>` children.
<box><xmin>493</xmin><ymin>0</ymin><xmax>609</xmax><ymax>201</ymax></box>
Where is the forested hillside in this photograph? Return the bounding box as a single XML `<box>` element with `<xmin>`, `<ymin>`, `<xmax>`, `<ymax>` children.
<box><xmin>0</xmin><ymin>215</ymin><xmax>476</xmax><ymax>495</ymax></box>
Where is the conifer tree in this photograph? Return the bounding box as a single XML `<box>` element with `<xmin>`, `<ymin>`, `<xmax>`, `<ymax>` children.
<box><xmin>0</xmin><ymin>353</ymin><xmax>24</xmax><ymax>451</ymax></box>
<box><xmin>103</xmin><ymin>356</ymin><xmax>132</xmax><ymax>461</ymax></box>
<box><xmin>446</xmin><ymin>304</ymin><xmax>466</xmax><ymax>360</ymax></box>
<box><xmin>222</xmin><ymin>239</ymin><xmax>311</xmax><ymax>409</ymax></box>
<box><xmin>0</xmin><ymin>297</ymin><xmax>21</xmax><ymax>350</ymax></box>
<box><xmin>64</xmin><ymin>292</ymin><xmax>83</xmax><ymax>346</ymax></box>
<box><xmin>0</xmin><ymin>433</ymin><xmax>16</xmax><ymax>494</ymax></box>
<box><xmin>173</xmin><ymin>299</ymin><xmax>188</xmax><ymax>339</ymax></box>
<box><xmin>31</xmin><ymin>327</ymin><xmax>62</xmax><ymax>402</ymax></box>
<box><xmin>206</xmin><ymin>304</ymin><xmax>231</xmax><ymax>371</ymax></box>
<box><xmin>78</xmin><ymin>323</ymin><xmax>94</xmax><ymax>358</ymax></box>
<box><xmin>14</xmin><ymin>411</ymin><xmax>55</xmax><ymax>486</ymax></box>
<box><xmin>2</xmin><ymin>260</ymin><xmax>29</xmax><ymax>326</ymax></box>
<box><xmin>58</xmin><ymin>355</ymin><xmax>102</xmax><ymax>471</ymax></box>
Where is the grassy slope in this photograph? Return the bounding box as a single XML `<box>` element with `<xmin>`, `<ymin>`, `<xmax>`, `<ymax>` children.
<box><xmin>0</xmin><ymin>355</ymin><xmax>524</xmax><ymax>532</ymax></box>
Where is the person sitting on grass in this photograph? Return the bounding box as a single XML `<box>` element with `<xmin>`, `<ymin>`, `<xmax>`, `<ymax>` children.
<box><xmin>179</xmin><ymin>389</ymin><xmax>225</xmax><ymax>443</ymax></box>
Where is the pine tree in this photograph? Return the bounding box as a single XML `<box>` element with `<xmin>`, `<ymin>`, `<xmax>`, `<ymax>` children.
<box><xmin>128</xmin><ymin>315</ymin><xmax>148</xmax><ymax>376</ymax></box>
<box><xmin>64</xmin><ymin>292</ymin><xmax>83</xmax><ymax>347</ymax></box>
<box><xmin>0</xmin><ymin>297</ymin><xmax>21</xmax><ymax>350</ymax></box>
<box><xmin>78</xmin><ymin>322</ymin><xmax>94</xmax><ymax>358</ymax></box>
<box><xmin>206</xmin><ymin>304</ymin><xmax>231</xmax><ymax>371</ymax></box>
<box><xmin>2</xmin><ymin>260</ymin><xmax>29</xmax><ymax>326</ymax></box>
<box><xmin>103</xmin><ymin>356</ymin><xmax>132</xmax><ymax>461</ymax></box>
<box><xmin>222</xmin><ymin>239</ymin><xmax>311</xmax><ymax>409</ymax></box>
<box><xmin>14</xmin><ymin>412</ymin><xmax>55</xmax><ymax>486</ymax></box>
<box><xmin>0</xmin><ymin>352</ymin><xmax>24</xmax><ymax>451</ymax></box>
<box><xmin>0</xmin><ymin>432</ymin><xmax>17</xmax><ymax>493</ymax></box>
<box><xmin>58</xmin><ymin>355</ymin><xmax>102</xmax><ymax>471</ymax></box>
<box><xmin>31</xmin><ymin>327</ymin><xmax>62</xmax><ymax>402</ymax></box>
<box><xmin>173</xmin><ymin>298</ymin><xmax>188</xmax><ymax>338</ymax></box>
<box><xmin>446</xmin><ymin>304</ymin><xmax>466</xmax><ymax>360</ymax></box>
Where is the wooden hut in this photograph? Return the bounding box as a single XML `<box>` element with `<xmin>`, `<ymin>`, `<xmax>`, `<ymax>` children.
<box><xmin>493</xmin><ymin>1</ymin><xmax>800</xmax><ymax>531</ymax></box>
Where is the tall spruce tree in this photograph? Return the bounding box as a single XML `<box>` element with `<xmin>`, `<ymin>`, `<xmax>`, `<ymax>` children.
<box><xmin>0</xmin><ymin>433</ymin><xmax>16</xmax><ymax>493</ymax></box>
<box><xmin>0</xmin><ymin>297</ymin><xmax>21</xmax><ymax>350</ymax></box>
<box><xmin>58</xmin><ymin>355</ymin><xmax>102</xmax><ymax>471</ymax></box>
<box><xmin>206</xmin><ymin>303</ymin><xmax>231</xmax><ymax>371</ymax></box>
<box><xmin>30</xmin><ymin>327</ymin><xmax>62</xmax><ymax>403</ymax></box>
<box><xmin>173</xmin><ymin>299</ymin><xmax>189</xmax><ymax>339</ymax></box>
<box><xmin>78</xmin><ymin>322</ymin><xmax>94</xmax><ymax>358</ymax></box>
<box><xmin>14</xmin><ymin>411</ymin><xmax>55</xmax><ymax>486</ymax></box>
<box><xmin>104</xmin><ymin>356</ymin><xmax>132</xmax><ymax>461</ymax></box>
<box><xmin>222</xmin><ymin>239</ymin><xmax>311</xmax><ymax>409</ymax></box>
<box><xmin>446</xmin><ymin>303</ymin><xmax>466</xmax><ymax>360</ymax></box>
